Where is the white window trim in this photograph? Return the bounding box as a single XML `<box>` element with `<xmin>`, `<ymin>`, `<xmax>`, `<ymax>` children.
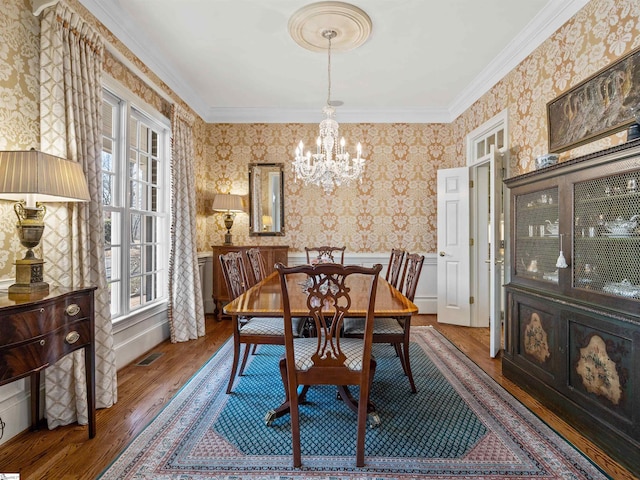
<box><xmin>103</xmin><ymin>76</ymin><xmax>172</xmax><ymax>324</ymax></box>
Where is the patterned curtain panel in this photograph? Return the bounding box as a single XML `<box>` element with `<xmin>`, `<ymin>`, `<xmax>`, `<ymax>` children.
<box><xmin>168</xmin><ymin>104</ymin><xmax>206</xmax><ymax>342</ymax></box>
<box><xmin>39</xmin><ymin>1</ymin><xmax>117</xmax><ymax>429</ymax></box>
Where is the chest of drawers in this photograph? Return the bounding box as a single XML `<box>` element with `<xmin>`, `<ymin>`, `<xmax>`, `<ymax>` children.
<box><xmin>0</xmin><ymin>287</ymin><xmax>96</xmax><ymax>438</ymax></box>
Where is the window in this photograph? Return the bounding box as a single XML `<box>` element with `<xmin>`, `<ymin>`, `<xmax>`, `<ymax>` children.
<box><xmin>102</xmin><ymin>88</ymin><xmax>170</xmax><ymax>321</ymax></box>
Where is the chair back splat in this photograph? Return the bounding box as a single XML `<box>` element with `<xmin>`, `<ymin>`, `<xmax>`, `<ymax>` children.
<box><xmin>246</xmin><ymin>247</ymin><xmax>267</xmax><ymax>286</ymax></box>
<box><xmin>275</xmin><ymin>262</ymin><xmax>382</xmax><ymax>468</ymax></box>
<box><xmin>304</xmin><ymin>245</ymin><xmax>346</xmax><ymax>264</ymax></box>
<box><xmin>385</xmin><ymin>248</ymin><xmax>405</xmax><ymax>289</ymax></box>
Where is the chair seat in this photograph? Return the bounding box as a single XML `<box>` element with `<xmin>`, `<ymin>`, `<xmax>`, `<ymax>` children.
<box><xmin>343</xmin><ymin>317</ymin><xmax>403</xmax><ymax>335</ymax></box>
<box><xmin>240</xmin><ymin>316</ymin><xmax>305</xmax><ymax>337</ymax></box>
<box><xmin>292</xmin><ymin>337</ymin><xmax>367</xmax><ymax>371</ymax></box>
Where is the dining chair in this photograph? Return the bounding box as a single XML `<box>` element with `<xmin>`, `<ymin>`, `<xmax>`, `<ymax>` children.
<box><xmin>219</xmin><ymin>251</ymin><xmax>303</xmax><ymax>394</ymax></box>
<box><xmin>385</xmin><ymin>248</ymin><xmax>405</xmax><ymax>289</ymax></box>
<box><xmin>275</xmin><ymin>262</ymin><xmax>382</xmax><ymax>468</ymax></box>
<box><xmin>343</xmin><ymin>252</ymin><xmax>424</xmax><ymax>393</ymax></box>
<box><xmin>304</xmin><ymin>245</ymin><xmax>346</xmax><ymax>264</ymax></box>
<box><xmin>245</xmin><ymin>247</ymin><xmax>267</xmax><ymax>286</ymax></box>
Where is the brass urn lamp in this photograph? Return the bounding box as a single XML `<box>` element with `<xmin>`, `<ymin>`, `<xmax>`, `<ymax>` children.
<box><xmin>0</xmin><ymin>150</ymin><xmax>90</xmax><ymax>294</ymax></box>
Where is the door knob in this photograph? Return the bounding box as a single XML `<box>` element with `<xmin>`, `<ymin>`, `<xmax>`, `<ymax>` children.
<box><xmin>439</xmin><ymin>251</ymin><xmax>446</xmax><ymax>257</ymax></box>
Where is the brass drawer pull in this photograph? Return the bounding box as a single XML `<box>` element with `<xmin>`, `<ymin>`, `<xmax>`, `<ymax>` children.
<box><xmin>39</xmin><ymin>339</ymin><xmax>46</xmax><ymax>346</ymax></box>
<box><xmin>66</xmin><ymin>304</ymin><xmax>80</xmax><ymax>316</ymax></box>
<box><xmin>65</xmin><ymin>331</ymin><xmax>80</xmax><ymax>344</ymax></box>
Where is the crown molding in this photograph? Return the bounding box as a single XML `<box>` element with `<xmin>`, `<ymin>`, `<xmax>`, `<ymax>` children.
<box><xmin>205</xmin><ymin>107</ymin><xmax>452</xmax><ymax>124</ymax></box>
<box><xmin>78</xmin><ymin>0</ymin><xmax>589</xmax><ymax>125</ymax></box>
<box><xmin>448</xmin><ymin>0</ymin><xmax>589</xmax><ymax>121</ymax></box>
<box><xmin>78</xmin><ymin>0</ymin><xmax>210</xmax><ymax>119</ymax></box>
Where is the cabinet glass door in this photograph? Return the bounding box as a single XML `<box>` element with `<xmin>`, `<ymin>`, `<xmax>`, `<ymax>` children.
<box><xmin>514</xmin><ymin>187</ymin><xmax>560</xmax><ymax>284</ymax></box>
<box><xmin>573</xmin><ymin>172</ymin><xmax>640</xmax><ymax>299</ymax></box>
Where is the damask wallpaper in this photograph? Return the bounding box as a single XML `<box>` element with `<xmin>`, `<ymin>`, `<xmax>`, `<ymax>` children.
<box><xmin>0</xmin><ymin>0</ymin><xmax>41</xmax><ymax>280</ymax></box>
<box><xmin>196</xmin><ymin>0</ymin><xmax>640</xmax><ymax>255</ymax></box>
<box><xmin>1</xmin><ymin>0</ymin><xmax>639</xmax><ymax>277</ymax></box>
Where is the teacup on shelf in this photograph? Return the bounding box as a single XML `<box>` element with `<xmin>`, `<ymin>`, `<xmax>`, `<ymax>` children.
<box><xmin>545</xmin><ymin>219</ymin><xmax>559</xmax><ymax>236</ymax></box>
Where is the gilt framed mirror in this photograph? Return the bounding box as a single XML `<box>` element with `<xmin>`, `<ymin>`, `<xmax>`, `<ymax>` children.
<box><xmin>249</xmin><ymin>163</ymin><xmax>284</xmax><ymax>236</ymax></box>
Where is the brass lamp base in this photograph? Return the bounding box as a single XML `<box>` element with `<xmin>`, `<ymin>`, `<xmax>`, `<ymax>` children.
<box><xmin>224</xmin><ymin>232</ymin><xmax>233</xmax><ymax>245</ymax></box>
<box><xmin>9</xmin><ymin>256</ymin><xmax>49</xmax><ymax>294</ymax></box>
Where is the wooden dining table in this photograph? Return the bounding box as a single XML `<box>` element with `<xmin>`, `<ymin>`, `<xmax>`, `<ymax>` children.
<box><xmin>224</xmin><ymin>270</ymin><xmax>418</xmax><ymax>318</ymax></box>
<box><xmin>224</xmin><ymin>269</ymin><xmax>419</xmax><ymax>426</ymax></box>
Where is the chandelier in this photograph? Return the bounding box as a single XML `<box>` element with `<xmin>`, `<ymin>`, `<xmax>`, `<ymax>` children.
<box><xmin>292</xmin><ymin>29</ymin><xmax>365</xmax><ymax>194</ymax></box>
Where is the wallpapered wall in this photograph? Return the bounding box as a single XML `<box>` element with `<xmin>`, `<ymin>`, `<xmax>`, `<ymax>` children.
<box><xmin>195</xmin><ymin>0</ymin><xmax>640</xmax><ymax>255</ymax></box>
<box><xmin>1</xmin><ymin>0</ymin><xmax>639</xmax><ymax>277</ymax></box>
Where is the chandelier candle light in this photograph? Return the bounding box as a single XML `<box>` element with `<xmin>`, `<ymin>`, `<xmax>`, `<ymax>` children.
<box><xmin>292</xmin><ymin>28</ymin><xmax>366</xmax><ymax>194</ymax></box>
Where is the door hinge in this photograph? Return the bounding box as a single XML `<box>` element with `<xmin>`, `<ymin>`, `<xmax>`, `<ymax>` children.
<box><xmin>469</xmin><ymin>179</ymin><xmax>474</xmax><ymax>188</ymax></box>
<box><xmin>470</xmin><ymin>296</ymin><xmax>475</xmax><ymax>304</ymax></box>
<box><xmin>470</xmin><ymin>238</ymin><xmax>474</xmax><ymax>246</ymax></box>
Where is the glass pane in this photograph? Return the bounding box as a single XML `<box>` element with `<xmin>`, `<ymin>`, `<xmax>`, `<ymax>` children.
<box><xmin>104</xmin><ymin>210</ymin><xmax>112</xmax><ymax>245</ymax></box>
<box><xmin>130</xmin><ymin>213</ymin><xmax>142</xmax><ymax>243</ymax></box>
<box><xmin>129</xmin><ymin>118</ymin><xmax>138</xmax><ymax>147</ymax></box>
<box><xmin>514</xmin><ymin>187</ymin><xmax>559</xmax><ymax>283</ymax></box>
<box><xmin>151</xmin><ymin>130</ymin><xmax>158</xmax><ymax>157</ymax></box>
<box><xmin>145</xmin><ymin>274</ymin><xmax>156</xmax><ymax>302</ymax></box>
<box><xmin>140</xmin><ymin>125</ymin><xmax>149</xmax><ymax>152</ymax></box>
<box><xmin>129</xmin><ymin>156</ymin><xmax>138</xmax><ymax>180</ymax></box>
<box><xmin>102</xmin><ymin>102</ymin><xmax>113</xmax><ymax>136</ymax></box>
<box><xmin>476</xmin><ymin>140</ymin><xmax>485</xmax><ymax>158</ymax></box>
<box><xmin>496</xmin><ymin>129</ymin><xmax>504</xmax><ymax>149</ymax></box>
<box><xmin>107</xmin><ymin>245</ymin><xmax>121</xmax><ymax>282</ymax></box>
<box><xmin>487</xmin><ymin>135</ymin><xmax>495</xmax><ymax>152</ymax></box>
<box><xmin>130</xmin><ymin>181</ymin><xmax>140</xmax><ymax>209</ymax></box>
<box><xmin>151</xmin><ymin>159</ymin><xmax>158</xmax><ymax>186</ymax></box>
<box><xmin>129</xmin><ymin>276</ymin><xmax>141</xmax><ymax>309</ymax></box>
<box><xmin>150</xmin><ymin>185</ymin><xmax>158</xmax><ymax>212</ymax></box>
<box><xmin>145</xmin><ymin>216</ymin><xmax>155</xmax><ymax>242</ymax></box>
<box><xmin>102</xmin><ymin>142</ymin><xmax>113</xmax><ymax>165</ymax></box>
<box><xmin>130</xmin><ymin>246</ymin><xmax>141</xmax><ymax>275</ymax></box>
<box><xmin>139</xmin><ymin>155</ymin><xmax>149</xmax><ymax>182</ymax></box>
<box><xmin>102</xmin><ymin>173</ymin><xmax>112</xmax><ymax>206</ymax></box>
<box><xmin>573</xmin><ymin>173</ymin><xmax>640</xmax><ymax>298</ymax></box>
<box><xmin>145</xmin><ymin>245</ymin><xmax>156</xmax><ymax>273</ymax></box>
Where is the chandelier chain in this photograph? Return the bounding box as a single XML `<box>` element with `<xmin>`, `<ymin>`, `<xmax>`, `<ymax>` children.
<box><xmin>326</xmin><ymin>31</ymin><xmax>332</xmax><ymax>105</ymax></box>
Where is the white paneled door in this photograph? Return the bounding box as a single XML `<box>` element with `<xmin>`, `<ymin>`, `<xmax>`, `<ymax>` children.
<box><xmin>436</xmin><ymin>167</ymin><xmax>471</xmax><ymax>326</ymax></box>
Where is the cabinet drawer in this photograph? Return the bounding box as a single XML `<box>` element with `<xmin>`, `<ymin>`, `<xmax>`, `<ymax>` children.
<box><xmin>0</xmin><ymin>294</ymin><xmax>90</xmax><ymax>346</ymax></box>
<box><xmin>0</xmin><ymin>318</ymin><xmax>91</xmax><ymax>384</ymax></box>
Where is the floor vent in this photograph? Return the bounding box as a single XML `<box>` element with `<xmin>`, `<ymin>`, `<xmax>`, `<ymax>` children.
<box><xmin>136</xmin><ymin>352</ymin><xmax>163</xmax><ymax>366</ymax></box>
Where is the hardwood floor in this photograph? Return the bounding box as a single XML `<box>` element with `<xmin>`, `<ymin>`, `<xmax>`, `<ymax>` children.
<box><xmin>0</xmin><ymin>314</ymin><xmax>635</xmax><ymax>479</ymax></box>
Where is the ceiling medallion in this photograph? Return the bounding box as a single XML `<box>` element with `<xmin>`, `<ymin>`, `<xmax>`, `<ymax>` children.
<box><xmin>289</xmin><ymin>2</ymin><xmax>372</xmax><ymax>193</ymax></box>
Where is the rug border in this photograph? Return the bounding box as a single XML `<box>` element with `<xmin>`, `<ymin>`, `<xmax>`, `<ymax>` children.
<box><xmin>415</xmin><ymin>326</ymin><xmax>611</xmax><ymax>480</ymax></box>
<box><xmin>97</xmin><ymin>325</ymin><xmax>611</xmax><ymax>479</ymax></box>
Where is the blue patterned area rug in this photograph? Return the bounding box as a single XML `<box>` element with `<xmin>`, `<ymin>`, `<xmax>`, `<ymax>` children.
<box><xmin>98</xmin><ymin>326</ymin><xmax>607</xmax><ymax>479</ymax></box>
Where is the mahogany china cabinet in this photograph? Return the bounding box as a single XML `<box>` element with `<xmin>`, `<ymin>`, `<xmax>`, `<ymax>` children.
<box><xmin>503</xmin><ymin>139</ymin><xmax>640</xmax><ymax>474</ymax></box>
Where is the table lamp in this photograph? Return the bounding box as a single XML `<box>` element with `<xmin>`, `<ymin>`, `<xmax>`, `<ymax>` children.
<box><xmin>212</xmin><ymin>193</ymin><xmax>244</xmax><ymax>245</ymax></box>
<box><xmin>0</xmin><ymin>150</ymin><xmax>90</xmax><ymax>294</ymax></box>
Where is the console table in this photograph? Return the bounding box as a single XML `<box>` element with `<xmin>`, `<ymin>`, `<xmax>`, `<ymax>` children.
<box><xmin>211</xmin><ymin>245</ymin><xmax>288</xmax><ymax>321</ymax></box>
<box><xmin>0</xmin><ymin>286</ymin><xmax>96</xmax><ymax>438</ymax></box>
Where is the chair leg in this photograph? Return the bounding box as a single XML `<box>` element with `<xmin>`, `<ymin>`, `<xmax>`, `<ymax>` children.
<box><xmin>356</xmin><ymin>359</ymin><xmax>376</xmax><ymax>467</ymax></box>
<box><xmin>403</xmin><ymin>339</ymin><xmax>417</xmax><ymax>393</ymax></box>
<box><xmin>226</xmin><ymin>334</ymin><xmax>241</xmax><ymax>394</ymax></box>
<box><xmin>238</xmin><ymin>343</ymin><xmax>252</xmax><ymax>376</ymax></box>
<box><xmin>251</xmin><ymin>344</ymin><xmax>258</xmax><ymax>354</ymax></box>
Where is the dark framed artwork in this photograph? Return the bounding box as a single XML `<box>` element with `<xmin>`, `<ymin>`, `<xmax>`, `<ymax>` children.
<box><xmin>547</xmin><ymin>46</ymin><xmax>640</xmax><ymax>153</ymax></box>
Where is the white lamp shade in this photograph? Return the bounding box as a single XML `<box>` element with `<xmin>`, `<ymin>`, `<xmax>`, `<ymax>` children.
<box><xmin>212</xmin><ymin>193</ymin><xmax>244</xmax><ymax>213</ymax></box>
<box><xmin>0</xmin><ymin>150</ymin><xmax>90</xmax><ymax>205</ymax></box>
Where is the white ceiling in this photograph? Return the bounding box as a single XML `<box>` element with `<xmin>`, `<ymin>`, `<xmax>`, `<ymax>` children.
<box><xmin>78</xmin><ymin>0</ymin><xmax>589</xmax><ymax>123</ymax></box>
